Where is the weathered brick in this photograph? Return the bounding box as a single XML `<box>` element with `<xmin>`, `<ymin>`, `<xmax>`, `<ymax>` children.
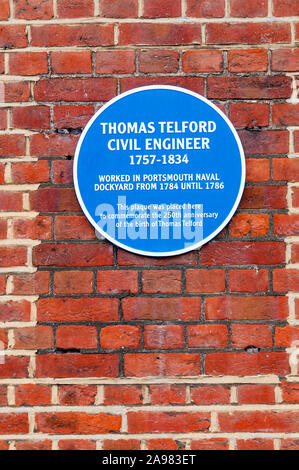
<box><xmin>208</xmin><ymin>77</ymin><xmax>292</xmax><ymax>100</ymax></box>
<box><xmin>58</xmin><ymin>440</ymin><xmax>96</xmax><ymax>450</ymax></box>
<box><xmin>186</xmin><ymin>0</ymin><xmax>225</xmax><ymax>17</ymax></box>
<box><xmin>188</xmin><ymin>325</ymin><xmax>228</xmax><ymax>348</ymax></box>
<box><xmin>36</xmin><ymin>354</ymin><xmax>119</xmax><ymax>378</ymax></box>
<box><xmin>182</xmin><ymin>50</ymin><xmax>223</xmax><ymax>72</ymax></box>
<box><xmin>102</xmin><ymin>440</ymin><xmax>140</xmax><ymax>450</ymax></box>
<box><xmin>57</xmin><ymin>0</ymin><xmax>94</xmax><ymax>18</ymax></box>
<box><xmin>0</xmin><ymin>134</ymin><xmax>25</xmax><ymax>156</ymax></box>
<box><xmin>124</xmin><ymin>353</ymin><xmax>201</xmax><ymax>376</ymax></box>
<box><xmin>59</xmin><ymin>385</ymin><xmax>97</xmax><ymax>406</ymax></box>
<box><xmin>0</xmin><ymin>247</ymin><xmax>27</xmax><ymax>267</ymax></box>
<box><xmin>144</xmin><ymin>325</ymin><xmax>184</xmax><ymax>349</ymax></box>
<box><xmin>119</xmin><ymin>23</ymin><xmax>201</xmax><ymax>46</ymax></box>
<box><xmin>0</xmin><ymin>0</ymin><xmax>10</xmax><ymax>20</ymax></box>
<box><xmin>228</xmin><ymin>49</ymin><xmax>268</xmax><ymax>72</ymax></box>
<box><xmin>201</xmin><ymin>241</ymin><xmax>285</xmax><ymax>265</ymax></box>
<box><xmin>13</xmin><ymin>216</ymin><xmax>52</xmax><ymax>240</ymax></box>
<box><xmin>9</xmin><ymin>52</ymin><xmax>48</xmax><ymax>75</ymax></box>
<box><xmin>149</xmin><ymin>385</ymin><xmax>186</xmax><ymax>405</ymax></box>
<box><xmin>0</xmin><ymin>300</ymin><xmax>31</xmax><ymax>322</ymax></box>
<box><xmin>205</xmin><ymin>296</ymin><xmax>288</xmax><ymax>320</ymax></box>
<box><xmin>229</xmin><ymin>269</ymin><xmax>269</xmax><ymax>292</ymax></box>
<box><xmin>11</xmin><ymin>161</ymin><xmax>50</xmax><ymax>183</ymax></box>
<box><xmin>142</xmin><ymin>270</ymin><xmax>181</xmax><ymax>293</ymax></box>
<box><xmin>34</xmin><ymin>78</ymin><xmax>116</xmax><ymax>102</ymax></box>
<box><xmin>51</xmin><ymin>51</ymin><xmax>92</xmax><ymax>74</ymax></box>
<box><xmin>143</xmin><ymin>0</ymin><xmax>181</xmax><ymax>17</ymax></box>
<box><xmin>54</xmin><ymin>271</ymin><xmax>93</xmax><ymax>294</ymax></box>
<box><xmin>191</xmin><ymin>439</ymin><xmax>229</xmax><ymax>450</ymax></box>
<box><xmin>218</xmin><ymin>411</ymin><xmax>299</xmax><ymax>432</ymax></box>
<box><xmin>56</xmin><ymin>325</ymin><xmax>97</xmax><ymax>349</ymax></box>
<box><xmin>0</xmin><ymin>357</ymin><xmax>30</xmax><ymax>378</ymax></box>
<box><xmin>0</xmin><ymin>25</ymin><xmax>27</xmax><ymax>48</ymax></box>
<box><xmin>274</xmin><ymin>215</ymin><xmax>299</xmax><ymax>236</ymax></box>
<box><xmin>100</xmin><ymin>325</ymin><xmax>141</xmax><ymax>349</ymax></box>
<box><xmin>37</xmin><ymin>298</ymin><xmax>118</xmax><ymax>322</ymax></box>
<box><xmin>53</xmin><ymin>105</ymin><xmax>94</xmax><ymax>129</ymax></box>
<box><xmin>239</xmin><ymin>186</ymin><xmax>287</xmax><ymax>209</ymax></box>
<box><xmin>120</xmin><ymin>76</ymin><xmax>205</xmax><ymax>95</ymax></box>
<box><xmin>95</xmin><ymin>50</ymin><xmax>136</xmax><ymax>74</ymax></box>
<box><xmin>30</xmin><ymin>188</ymin><xmax>80</xmax><ymax>212</ymax></box>
<box><xmin>273</xmin><ymin>158</ymin><xmax>299</xmax><ymax>182</ymax></box>
<box><xmin>14</xmin><ymin>326</ymin><xmax>53</xmax><ymax>349</ymax></box>
<box><xmin>31</xmin><ymin>24</ymin><xmax>114</xmax><ymax>47</ymax></box>
<box><xmin>206</xmin><ymin>23</ymin><xmax>291</xmax><ymax>44</ymax></box>
<box><xmin>127</xmin><ymin>411</ymin><xmax>210</xmax><ymax>433</ymax></box>
<box><xmin>191</xmin><ymin>385</ymin><xmax>230</xmax><ymax>404</ymax></box>
<box><xmin>237</xmin><ymin>439</ymin><xmax>274</xmax><ymax>450</ymax></box>
<box><xmin>12</xmin><ymin>272</ymin><xmax>49</xmax><ymax>295</ymax></box>
<box><xmin>98</xmin><ymin>270</ymin><xmax>138</xmax><ymax>294</ymax></box>
<box><xmin>15</xmin><ymin>385</ymin><xmax>52</xmax><ymax>406</ymax></box>
<box><xmin>14</xmin><ymin>0</ymin><xmax>53</xmax><ymax>19</ymax></box>
<box><xmin>237</xmin><ymin>385</ymin><xmax>275</xmax><ymax>404</ymax></box>
<box><xmin>0</xmin><ymin>414</ymin><xmax>28</xmax><ymax>434</ymax></box>
<box><xmin>229</xmin><ymin>214</ymin><xmax>269</xmax><ymax>237</ymax></box>
<box><xmin>186</xmin><ymin>269</ymin><xmax>225</xmax><ymax>293</ymax></box>
<box><xmin>230</xmin><ymin>0</ymin><xmax>267</xmax><ymax>17</ymax></box>
<box><xmin>122</xmin><ymin>297</ymin><xmax>201</xmax><ymax>321</ymax></box>
<box><xmin>206</xmin><ymin>352</ymin><xmax>289</xmax><ymax>375</ymax></box>
<box><xmin>55</xmin><ymin>215</ymin><xmax>95</xmax><ymax>239</ymax></box>
<box><xmin>273</xmin><ymin>0</ymin><xmax>299</xmax><ymax>16</ymax></box>
<box><xmin>246</xmin><ymin>159</ymin><xmax>270</xmax><ymax>182</ymax></box>
<box><xmin>36</xmin><ymin>412</ymin><xmax>121</xmax><ymax>434</ymax></box>
<box><xmin>118</xmin><ymin>248</ymin><xmax>197</xmax><ymax>266</ymax></box>
<box><xmin>104</xmin><ymin>385</ymin><xmax>143</xmax><ymax>405</ymax></box>
<box><xmin>33</xmin><ymin>243</ymin><xmax>113</xmax><ymax>267</ymax></box>
<box><xmin>100</xmin><ymin>0</ymin><xmax>138</xmax><ymax>18</ymax></box>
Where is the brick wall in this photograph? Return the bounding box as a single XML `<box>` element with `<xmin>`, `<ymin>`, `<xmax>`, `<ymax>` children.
<box><xmin>0</xmin><ymin>0</ymin><xmax>299</xmax><ymax>451</ymax></box>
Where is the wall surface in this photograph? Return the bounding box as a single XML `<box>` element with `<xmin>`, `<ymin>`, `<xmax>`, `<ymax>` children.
<box><xmin>0</xmin><ymin>0</ymin><xmax>299</xmax><ymax>451</ymax></box>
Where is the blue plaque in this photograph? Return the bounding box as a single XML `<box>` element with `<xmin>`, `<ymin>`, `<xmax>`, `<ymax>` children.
<box><xmin>74</xmin><ymin>85</ymin><xmax>245</xmax><ymax>257</ymax></box>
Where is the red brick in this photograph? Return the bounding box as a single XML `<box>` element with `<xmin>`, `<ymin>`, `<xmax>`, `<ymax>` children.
<box><xmin>142</xmin><ymin>270</ymin><xmax>181</xmax><ymax>293</ymax></box>
<box><xmin>273</xmin><ymin>269</ymin><xmax>299</xmax><ymax>292</ymax></box>
<box><xmin>148</xmin><ymin>439</ymin><xmax>181</xmax><ymax>450</ymax></box>
<box><xmin>119</xmin><ymin>23</ymin><xmax>201</xmax><ymax>45</ymax></box>
<box><xmin>188</xmin><ymin>325</ymin><xmax>228</xmax><ymax>349</ymax></box>
<box><xmin>230</xmin><ymin>0</ymin><xmax>267</xmax><ymax>17</ymax></box>
<box><xmin>206</xmin><ymin>296</ymin><xmax>288</xmax><ymax>320</ymax></box>
<box><xmin>191</xmin><ymin>385</ymin><xmax>230</xmax><ymax>404</ymax></box>
<box><xmin>4</xmin><ymin>81</ymin><xmax>30</xmax><ymax>102</ymax></box>
<box><xmin>59</xmin><ymin>385</ymin><xmax>97</xmax><ymax>405</ymax></box>
<box><xmin>0</xmin><ymin>219</ymin><xmax>6</xmax><ymax>238</ymax></box>
<box><xmin>36</xmin><ymin>412</ymin><xmax>121</xmax><ymax>434</ymax></box>
<box><xmin>182</xmin><ymin>50</ymin><xmax>223</xmax><ymax>72</ymax></box>
<box><xmin>229</xmin><ymin>269</ymin><xmax>269</xmax><ymax>292</ymax></box>
<box><xmin>36</xmin><ymin>354</ymin><xmax>119</xmax><ymax>378</ymax></box>
<box><xmin>206</xmin><ymin>352</ymin><xmax>289</xmax><ymax>375</ymax></box>
<box><xmin>37</xmin><ymin>298</ymin><xmax>118</xmax><ymax>322</ymax></box>
<box><xmin>54</xmin><ymin>271</ymin><xmax>93</xmax><ymax>295</ymax></box>
<box><xmin>57</xmin><ymin>0</ymin><xmax>94</xmax><ymax>18</ymax></box>
<box><xmin>186</xmin><ymin>269</ymin><xmax>225</xmax><ymax>293</ymax></box>
<box><xmin>0</xmin><ymin>275</ymin><xmax>6</xmax><ymax>294</ymax></box>
<box><xmin>14</xmin><ymin>0</ymin><xmax>53</xmax><ymax>19</ymax></box>
<box><xmin>30</xmin><ymin>188</ymin><xmax>79</xmax><ymax>212</ymax></box>
<box><xmin>33</xmin><ymin>243</ymin><xmax>113</xmax><ymax>267</ymax></box>
<box><xmin>237</xmin><ymin>439</ymin><xmax>274</xmax><ymax>450</ymax></box>
<box><xmin>272</xmin><ymin>49</ymin><xmax>299</xmax><ymax>72</ymax></box>
<box><xmin>246</xmin><ymin>159</ymin><xmax>270</xmax><ymax>182</ymax></box>
<box><xmin>228</xmin><ymin>48</ymin><xmax>268</xmax><ymax>72</ymax></box>
<box><xmin>118</xmin><ymin>248</ymin><xmax>197</xmax><ymax>266</ymax></box>
<box><xmin>0</xmin><ymin>300</ymin><xmax>30</xmax><ymax>322</ymax></box>
<box><xmin>293</xmin><ymin>132</ymin><xmax>299</xmax><ymax>153</ymax></box>
<box><xmin>15</xmin><ymin>440</ymin><xmax>52</xmax><ymax>450</ymax></box>
<box><xmin>52</xmin><ymin>161</ymin><xmax>73</xmax><ymax>184</ymax></box>
<box><xmin>144</xmin><ymin>325</ymin><xmax>184</xmax><ymax>349</ymax></box>
<box><xmin>122</xmin><ymin>297</ymin><xmax>201</xmax><ymax>321</ymax></box>
<box><xmin>11</xmin><ymin>161</ymin><xmax>50</xmax><ymax>183</ymax></box>
<box><xmin>0</xmin><ymin>414</ymin><xmax>28</xmax><ymax>434</ymax></box>
<box><xmin>0</xmin><ymin>134</ymin><xmax>25</xmax><ymax>156</ymax></box>
<box><xmin>0</xmin><ymin>247</ymin><xmax>27</xmax><ymax>267</ymax></box>
<box><xmin>12</xmin><ymin>272</ymin><xmax>49</xmax><ymax>295</ymax></box>
<box><xmin>121</xmin><ymin>76</ymin><xmax>205</xmax><ymax>95</ymax></box>
<box><xmin>98</xmin><ymin>270</ymin><xmax>138</xmax><ymax>294</ymax></box>
<box><xmin>281</xmin><ymin>381</ymin><xmax>299</xmax><ymax>404</ymax></box>
<box><xmin>293</xmin><ymin>188</ymin><xmax>299</xmax><ymax>207</ymax></box>
<box><xmin>186</xmin><ymin>0</ymin><xmax>225</xmax><ymax>17</ymax></box>
<box><xmin>58</xmin><ymin>440</ymin><xmax>96</xmax><ymax>450</ymax></box>
<box><xmin>0</xmin><ymin>387</ymin><xmax>7</xmax><ymax>406</ymax></box>
<box><xmin>9</xmin><ymin>52</ymin><xmax>48</xmax><ymax>76</ymax></box>
<box><xmin>240</xmin><ymin>186</ymin><xmax>287</xmax><ymax>209</ymax></box>
<box><xmin>124</xmin><ymin>353</ymin><xmax>201</xmax><ymax>376</ymax></box>
<box><xmin>12</xmin><ymin>107</ymin><xmax>50</xmax><ymax>131</ymax></box>
<box><xmin>15</xmin><ymin>385</ymin><xmax>52</xmax><ymax>406</ymax></box>
<box><xmin>0</xmin><ymin>163</ymin><xmax>4</xmax><ymax>185</ymax></box>
<box><xmin>273</xmin><ymin>0</ymin><xmax>299</xmax><ymax>16</ymax></box>
<box><xmin>0</xmin><ymin>356</ymin><xmax>30</xmax><ymax>378</ymax></box>
<box><xmin>280</xmin><ymin>439</ymin><xmax>299</xmax><ymax>450</ymax></box>
<box><xmin>95</xmin><ymin>50</ymin><xmax>135</xmax><ymax>74</ymax></box>
<box><xmin>100</xmin><ymin>325</ymin><xmax>141</xmax><ymax>349</ymax></box>
<box><xmin>104</xmin><ymin>385</ymin><xmax>143</xmax><ymax>405</ymax></box>
<box><xmin>56</xmin><ymin>325</ymin><xmax>97</xmax><ymax>350</ymax></box>
<box><xmin>30</xmin><ymin>134</ymin><xmax>79</xmax><ymax>157</ymax></box>
<box><xmin>127</xmin><ymin>411</ymin><xmax>210</xmax><ymax>433</ymax></box>
<box><xmin>14</xmin><ymin>326</ymin><xmax>53</xmax><ymax>349</ymax></box>
<box><xmin>229</xmin><ymin>103</ymin><xmax>269</xmax><ymax>128</ymax></box>
<box><xmin>34</xmin><ymin>78</ymin><xmax>116</xmax><ymax>102</ymax></box>
<box><xmin>273</xmin><ymin>103</ymin><xmax>299</xmax><ymax>126</ymax></box>
<box><xmin>292</xmin><ymin>244</ymin><xmax>299</xmax><ymax>263</ymax></box>
<box><xmin>219</xmin><ymin>411</ymin><xmax>299</xmax><ymax>432</ymax></box>
<box><xmin>274</xmin><ymin>159</ymin><xmax>299</xmax><ymax>182</ymax></box>
<box><xmin>0</xmin><ymin>441</ymin><xmax>8</xmax><ymax>450</ymax></box>
<box><xmin>0</xmin><ymin>192</ymin><xmax>23</xmax><ymax>212</ymax></box>
<box><xmin>275</xmin><ymin>326</ymin><xmax>299</xmax><ymax>348</ymax></box>
<box><xmin>201</xmin><ymin>241</ymin><xmax>285</xmax><ymax>265</ymax></box>
<box><xmin>53</xmin><ymin>105</ymin><xmax>94</xmax><ymax>129</ymax></box>
<box><xmin>51</xmin><ymin>51</ymin><xmax>92</xmax><ymax>74</ymax></box>
<box><xmin>229</xmin><ymin>214</ymin><xmax>269</xmax><ymax>237</ymax></box>
<box><xmin>206</xmin><ymin>23</ymin><xmax>291</xmax><ymax>44</ymax></box>
<box><xmin>55</xmin><ymin>215</ymin><xmax>95</xmax><ymax>239</ymax></box>
<box><xmin>191</xmin><ymin>439</ymin><xmax>229</xmax><ymax>450</ymax></box>
<box><xmin>13</xmin><ymin>216</ymin><xmax>52</xmax><ymax>240</ymax></box>
<box><xmin>143</xmin><ymin>0</ymin><xmax>181</xmax><ymax>17</ymax></box>
<box><xmin>208</xmin><ymin>77</ymin><xmax>291</xmax><ymax>100</ymax></box>
<box><xmin>0</xmin><ymin>0</ymin><xmax>10</xmax><ymax>20</ymax></box>
<box><xmin>237</xmin><ymin>385</ymin><xmax>275</xmax><ymax>404</ymax></box>
<box><xmin>149</xmin><ymin>385</ymin><xmax>186</xmax><ymax>405</ymax></box>
<box><xmin>101</xmin><ymin>0</ymin><xmax>137</xmax><ymax>18</ymax></box>
<box><xmin>139</xmin><ymin>49</ymin><xmax>179</xmax><ymax>73</ymax></box>
<box><xmin>102</xmin><ymin>440</ymin><xmax>140</xmax><ymax>450</ymax></box>
<box><xmin>0</xmin><ymin>109</ymin><xmax>7</xmax><ymax>128</ymax></box>
<box><xmin>0</xmin><ymin>25</ymin><xmax>27</xmax><ymax>48</ymax></box>
<box><xmin>31</xmin><ymin>24</ymin><xmax>114</xmax><ymax>47</ymax></box>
